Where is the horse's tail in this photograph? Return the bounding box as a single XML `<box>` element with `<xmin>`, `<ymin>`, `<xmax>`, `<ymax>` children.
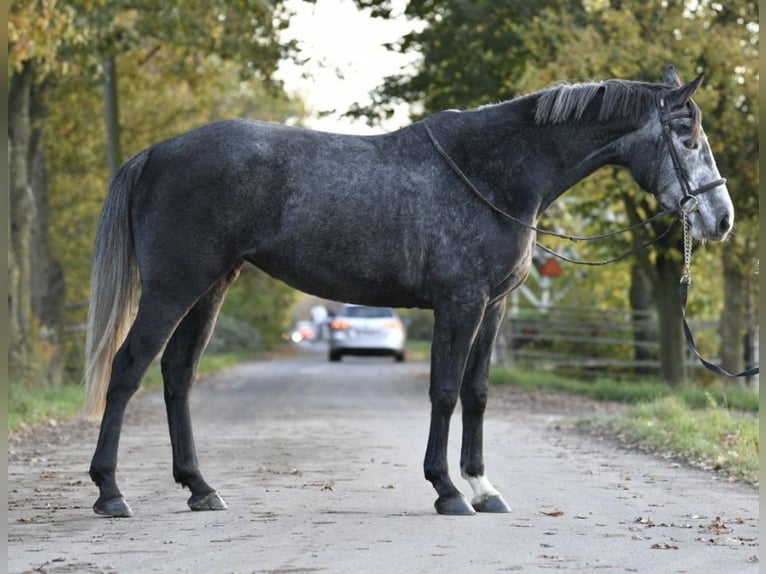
<box><xmin>84</xmin><ymin>150</ymin><xmax>149</xmax><ymax>418</ymax></box>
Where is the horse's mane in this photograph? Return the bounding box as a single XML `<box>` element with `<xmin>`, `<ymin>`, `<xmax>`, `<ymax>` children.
<box><xmin>534</xmin><ymin>79</ymin><xmax>660</xmax><ymax>125</ymax></box>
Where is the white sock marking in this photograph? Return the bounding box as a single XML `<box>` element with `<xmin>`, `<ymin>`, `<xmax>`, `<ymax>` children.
<box><xmin>466</xmin><ymin>475</ymin><xmax>500</xmax><ymax>504</ymax></box>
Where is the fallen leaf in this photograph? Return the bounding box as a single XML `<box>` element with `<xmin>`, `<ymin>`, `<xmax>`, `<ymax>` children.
<box><xmin>541</xmin><ymin>508</ymin><xmax>564</xmax><ymax>517</ymax></box>
<box><xmin>704</xmin><ymin>516</ymin><xmax>732</xmax><ymax>535</ymax></box>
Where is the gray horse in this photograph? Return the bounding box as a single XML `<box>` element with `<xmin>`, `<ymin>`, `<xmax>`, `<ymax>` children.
<box><xmin>85</xmin><ymin>66</ymin><xmax>733</xmax><ymax>517</ymax></box>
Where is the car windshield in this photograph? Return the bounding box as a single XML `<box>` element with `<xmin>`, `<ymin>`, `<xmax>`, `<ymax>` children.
<box><xmin>341</xmin><ymin>306</ymin><xmax>394</xmax><ymax>319</ymax></box>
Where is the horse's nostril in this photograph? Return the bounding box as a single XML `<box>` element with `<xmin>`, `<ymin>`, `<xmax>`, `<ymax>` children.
<box><xmin>718</xmin><ymin>214</ymin><xmax>732</xmax><ymax>236</ymax></box>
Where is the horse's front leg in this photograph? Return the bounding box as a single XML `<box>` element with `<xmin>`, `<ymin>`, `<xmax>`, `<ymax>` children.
<box><xmin>424</xmin><ymin>298</ymin><xmax>486</xmax><ymax>515</ymax></box>
<box><xmin>460</xmin><ymin>298</ymin><xmax>511</xmax><ymax>513</ymax></box>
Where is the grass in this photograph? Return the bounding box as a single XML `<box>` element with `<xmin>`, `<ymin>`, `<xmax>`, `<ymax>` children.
<box><xmin>490</xmin><ymin>366</ymin><xmax>759</xmax><ymax>412</ymax></box>
<box><xmin>581</xmin><ymin>396</ymin><xmax>759</xmax><ymax>484</ymax></box>
<box><xmin>491</xmin><ymin>366</ymin><xmax>759</xmax><ymax>484</ymax></box>
<box><xmin>8</xmin><ymin>351</ymin><xmax>255</xmax><ymax>434</ymax></box>
<box><xmin>8</xmin><ymin>383</ymin><xmax>86</xmax><ymax>434</ymax></box>
<box><xmin>405</xmin><ymin>339</ymin><xmax>432</xmax><ymax>362</ymax></box>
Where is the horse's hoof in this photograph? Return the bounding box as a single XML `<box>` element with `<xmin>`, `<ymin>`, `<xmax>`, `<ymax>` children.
<box><xmin>188</xmin><ymin>491</ymin><xmax>227</xmax><ymax>511</ymax></box>
<box><xmin>434</xmin><ymin>494</ymin><xmax>476</xmax><ymax>515</ymax></box>
<box><xmin>472</xmin><ymin>494</ymin><xmax>511</xmax><ymax>513</ymax></box>
<box><xmin>93</xmin><ymin>496</ymin><xmax>133</xmax><ymax>517</ymax></box>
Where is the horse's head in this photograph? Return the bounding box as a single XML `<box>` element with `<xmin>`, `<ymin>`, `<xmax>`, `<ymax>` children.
<box><xmin>633</xmin><ymin>66</ymin><xmax>734</xmax><ymax>242</ymax></box>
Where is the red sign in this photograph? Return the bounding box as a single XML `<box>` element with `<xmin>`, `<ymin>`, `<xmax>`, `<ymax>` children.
<box><xmin>539</xmin><ymin>257</ymin><xmax>562</xmax><ymax>277</ymax></box>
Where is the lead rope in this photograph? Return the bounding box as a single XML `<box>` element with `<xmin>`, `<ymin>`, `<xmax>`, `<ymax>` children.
<box><xmin>679</xmin><ymin>214</ymin><xmax>759</xmax><ymax>377</ymax></box>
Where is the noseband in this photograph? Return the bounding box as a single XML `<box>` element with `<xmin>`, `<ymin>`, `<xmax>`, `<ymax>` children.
<box><xmin>657</xmin><ymin>96</ymin><xmax>726</xmax><ymax>216</ymax></box>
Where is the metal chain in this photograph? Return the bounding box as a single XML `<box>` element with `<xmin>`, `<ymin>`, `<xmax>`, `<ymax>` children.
<box><xmin>680</xmin><ymin>210</ymin><xmax>693</xmax><ymax>285</ymax></box>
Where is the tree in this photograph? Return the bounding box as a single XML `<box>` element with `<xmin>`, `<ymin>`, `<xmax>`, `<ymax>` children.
<box><xmin>348</xmin><ymin>0</ymin><xmax>580</xmax><ymax>123</ymax></box>
<box><xmin>351</xmin><ymin>0</ymin><xmax>759</xmax><ymax>385</ymax></box>
<box><xmin>694</xmin><ymin>1</ymin><xmax>759</xmax><ymax>380</ymax></box>
<box><xmin>47</xmin><ymin>46</ymin><xmax>307</xmax><ymax>378</ymax></box>
<box><xmin>9</xmin><ymin>0</ymin><xmax>302</xmax><ymax>385</ymax></box>
<box><xmin>9</xmin><ymin>0</ymin><xmax>75</xmax><ymax>386</ymax></box>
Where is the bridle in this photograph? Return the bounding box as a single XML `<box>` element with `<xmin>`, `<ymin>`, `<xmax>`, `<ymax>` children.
<box><xmin>424</xmin><ymin>96</ymin><xmax>758</xmax><ymax>377</ymax></box>
<box><xmin>658</xmin><ymin>96</ymin><xmax>758</xmax><ymax>377</ymax></box>
<box><xmin>657</xmin><ymin>95</ymin><xmax>726</xmax><ymax>218</ymax></box>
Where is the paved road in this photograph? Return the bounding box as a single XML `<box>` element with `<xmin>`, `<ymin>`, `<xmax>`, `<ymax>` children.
<box><xmin>8</xmin><ymin>345</ymin><xmax>759</xmax><ymax>573</ymax></box>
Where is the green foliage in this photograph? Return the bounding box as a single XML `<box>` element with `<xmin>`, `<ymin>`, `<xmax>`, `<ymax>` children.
<box><xmin>398</xmin><ymin>308</ymin><xmax>434</xmax><ymax>340</ymax></box>
<box><xmin>220</xmin><ymin>267</ymin><xmax>300</xmax><ymax>349</ymax></box>
<box><xmin>9</xmin><ymin>0</ymin><xmax>81</xmax><ymax>76</ymax></box>
<box><xmin>31</xmin><ymin>1</ymin><xmax>307</xmax><ymax>379</ymax></box>
<box><xmin>206</xmin><ymin>315</ymin><xmax>264</xmax><ymax>355</ymax></box>
<box><xmin>355</xmin><ymin>0</ymin><xmax>758</xmax><ymax>383</ymax></box>
<box><xmin>11</xmin><ymin>0</ymin><xmax>294</xmax><ymax>83</ymax></box>
<box><xmin>349</xmin><ymin>0</ymin><xmax>578</xmax><ymax>122</ymax></box>
<box><xmin>355</xmin><ymin>0</ymin><xmax>758</xmax><ymax>249</ymax></box>
<box><xmin>514</xmin><ymin>0</ymin><xmax>758</xmax><ymax>235</ymax></box>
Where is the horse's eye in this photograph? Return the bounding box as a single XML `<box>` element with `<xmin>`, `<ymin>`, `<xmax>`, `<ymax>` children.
<box><xmin>684</xmin><ymin>139</ymin><xmax>699</xmax><ymax>150</ymax></box>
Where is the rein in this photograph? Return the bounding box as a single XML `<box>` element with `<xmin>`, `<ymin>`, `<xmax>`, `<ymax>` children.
<box><xmin>424</xmin><ymin>102</ymin><xmax>758</xmax><ymax>378</ymax></box>
<box><xmin>423</xmin><ymin>120</ymin><xmax>676</xmax><ymax>266</ymax></box>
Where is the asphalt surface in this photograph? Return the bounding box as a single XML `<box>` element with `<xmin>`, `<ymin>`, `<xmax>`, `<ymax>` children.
<box><xmin>7</xmin><ymin>344</ymin><xmax>759</xmax><ymax>573</ymax></box>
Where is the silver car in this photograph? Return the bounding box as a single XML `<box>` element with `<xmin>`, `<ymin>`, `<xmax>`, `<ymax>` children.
<box><xmin>328</xmin><ymin>304</ymin><xmax>406</xmax><ymax>362</ymax></box>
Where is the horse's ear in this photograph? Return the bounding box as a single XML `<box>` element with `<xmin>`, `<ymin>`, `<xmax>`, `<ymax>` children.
<box><xmin>667</xmin><ymin>72</ymin><xmax>705</xmax><ymax>107</ymax></box>
<box><xmin>663</xmin><ymin>65</ymin><xmax>682</xmax><ymax>87</ymax></box>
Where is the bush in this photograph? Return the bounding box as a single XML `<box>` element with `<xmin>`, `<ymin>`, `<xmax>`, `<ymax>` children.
<box><xmin>206</xmin><ymin>314</ymin><xmax>262</xmax><ymax>354</ymax></box>
<box><xmin>399</xmin><ymin>308</ymin><xmax>434</xmax><ymax>341</ymax></box>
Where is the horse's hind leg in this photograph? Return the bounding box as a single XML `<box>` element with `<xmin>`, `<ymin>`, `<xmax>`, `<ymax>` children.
<box><xmin>160</xmin><ymin>266</ymin><xmax>241</xmax><ymax>511</ymax></box>
<box><xmin>459</xmin><ymin>298</ymin><xmax>511</xmax><ymax>513</ymax></box>
<box><xmin>89</xmin><ymin>295</ymin><xmax>193</xmax><ymax>517</ymax></box>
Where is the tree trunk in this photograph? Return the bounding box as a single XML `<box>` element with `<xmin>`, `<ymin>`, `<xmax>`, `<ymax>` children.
<box><xmin>654</xmin><ymin>252</ymin><xmax>688</xmax><ymax>386</ymax></box>
<box><xmin>9</xmin><ymin>64</ymin><xmax>34</xmax><ymax>383</ymax></box>
<box><xmin>9</xmin><ymin>63</ymin><xmax>66</xmax><ymax>387</ymax></box>
<box><xmin>718</xmin><ymin>240</ymin><xmax>755</xmax><ymax>386</ymax></box>
<box><xmin>29</xmin><ymin>127</ymin><xmax>66</xmax><ymax>386</ymax></box>
<box><xmin>628</xmin><ymin>262</ymin><xmax>656</xmax><ymax>374</ymax></box>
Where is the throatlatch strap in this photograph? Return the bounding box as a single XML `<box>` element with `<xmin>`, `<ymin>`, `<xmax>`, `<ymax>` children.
<box><xmin>680</xmin><ymin>282</ymin><xmax>759</xmax><ymax>378</ymax></box>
